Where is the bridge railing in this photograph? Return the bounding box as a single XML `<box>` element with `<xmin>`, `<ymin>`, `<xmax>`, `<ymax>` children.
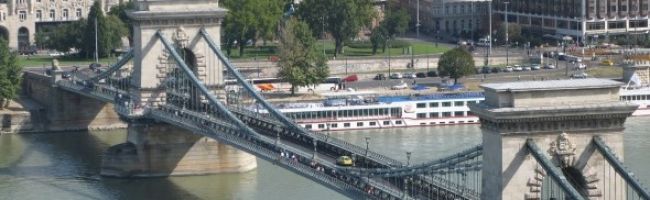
<box><xmin>593</xmin><ymin>136</ymin><xmax>650</xmax><ymax>199</ymax></box>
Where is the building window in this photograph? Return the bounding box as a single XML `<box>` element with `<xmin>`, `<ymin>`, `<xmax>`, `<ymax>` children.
<box><xmin>36</xmin><ymin>10</ymin><xmax>42</xmax><ymax>21</ymax></box>
<box><xmin>357</xmin><ymin>122</ymin><xmax>363</xmax><ymax>127</ymax></box>
<box><xmin>442</xmin><ymin>102</ymin><xmax>452</xmax><ymax>107</ymax></box>
<box><xmin>344</xmin><ymin>123</ymin><xmax>351</xmax><ymax>128</ymax></box>
<box><xmin>76</xmin><ymin>9</ymin><xmax>82</xmax><ymax>18</ymax></box>
<box><xmin>330</xmin><ymin>123</ymin><xmax>338</xmax><ymax>128</ymax></box>
<box><xmin>430</xmin><ymin>112</ymin><xmax>439</xmax><ymax>118</ymax></box>
<box><xmin>417</xmin><ymin>113</ymin><xmax>427</xmax><ymax>119</ymax></box>
<box><xmin>369</xmin><ymin>122</ymin><xmax>376</xmax><ymax>126</ymax></box>
<box><xmin>429</xmin><ymin>102</ymin><xmax>439</xmax><ymax>107</ymax></box>
<box><xmin>318</xmin><ymin>124</ymin><xmax>325</xmax><ymax>129</ymax></box>
<box><xmin>454</xmin><ymin>111</ymin><xmax>465</xmax><ymax>117</ymax></box>
<box><xmin>383</xmin><ymin>121</ymin><xmax>390</xmax><ymax>125</ymax></box>
<box><xmin>63</xmin><ymin>9</ymin><xmax>69</xmax><ymax>20</ymax></box>
<box><xmin>395</xmin><ymin>120</ymin><xmax>403</xmax><ymax>125</ymax></box>
<box><xmin>454</xmin><ymin>101</ymin><xmax>465</xmax><ymax>106</ymax></box>
<box><xmin>442</xmin><ymin>112</ymin><xmax>452</xmax><ymax>117</ymax></box>
<box><xmin>416</xmin><ymin>103</ymin><xmax>426</xmax><ymax>108</ymax></box>
<box><xmin>49</xmin><ymin>10</ymin><xmax>55</xmax><ymax>20</ymax></box>
<box><xmin>18</xmin><ymin>11</ymin><xmax>26</xmax><ymax>21</ymax></box>
<box><xmin>305</xmin><ymin>124</ymin><xmax>312</xmax><ymax>129</ymax></box>
<box><xmin>608</xmin><ymin>21</ymin><xmax>626</xmax><ymax>29</ymax></box>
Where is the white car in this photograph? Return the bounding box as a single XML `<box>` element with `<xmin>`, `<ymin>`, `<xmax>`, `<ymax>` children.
<box><xmin>391</xmin><ymin>82</ymin><xmax>409</xmax><ymax>90</ymax></box>
<box><xmin>403</xmin><ymin>72</ymin><xmax>417</xmax><ymax>79</ymax></box>
<box><xmin>505</xmin><ymin>66</ymin><xmax>514</xmax><ymax>72</ymax></box>
<box><xmin>531</xmin><ymin>65</ymin><xmax>541</xmax><ymax>70</ymax></box>
<box><xmin>576</xmin><ymin>63</ymin><xmax>586</xmax><ymax>69</ymax></box>
<box><xmin>48</xmin><ymin>51</ymin><xmax>64</xmax><ymax>57</ymax></box>
<box><xmin>544</xmin><ymin>64</ymin><xmax>556</xmax><ymax>69</ymax></box>
<box><xmin>390</xmin><ymin>73</ymin><xmax>403</xmax><ymax>79</ymax></box>
<box><xmin>513</xmin><ymin>65</ymin><xmax>523</xmax><ymax>71</ymax></box>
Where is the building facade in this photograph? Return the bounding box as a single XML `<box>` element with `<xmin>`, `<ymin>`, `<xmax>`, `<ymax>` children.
<box><xmin>492</xmin><ymin>0</ymin><xmax>650</xmax><ymax>43</ymax></box>
<box><xmin>403</xmin><ymin>0</ymin><xmax>490</xmax><ymax>39</ymax></box>
<box><xmin>0</xmin><ymin>0</ymin><xmax>125</xmax><ymax>51</ymax></box>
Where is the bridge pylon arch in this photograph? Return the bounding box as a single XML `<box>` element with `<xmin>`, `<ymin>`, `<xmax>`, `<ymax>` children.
<box><xmin>100</xmin><ymin>0</ymin><xmax>257</xmax><ymax>177</ymax></box>
<box><xmin>470</xmin><ymin>79</ymin><xmax>637</xmax><ymax>200</ymax></box>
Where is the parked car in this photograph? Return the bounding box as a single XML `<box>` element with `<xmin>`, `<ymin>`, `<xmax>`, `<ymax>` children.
<box><xmin>513</xmin><ymin>65</ymin><xmax>523</xmax><ymax>71</ymax></box>
<box><xmin>531</xmin><ymin>64</ymin><xmax>541</xmax><ymax>70</ymax></box>
<box><xmin>403</xmin><ymin>72</ymin><xmax>417</xmax><ymax>79</ymax></box>
<box><xmin>504</xmin><ymin>66</ymin><xmax>514</xmax><ymax>72</ymax></box>
<box><xmin>390</xmin><ymin>73</ymin><xmax>403</xmax><ymax>79</ymax></box>
<box><xmin>480</xmin><ymin>66</ymin><xmax>491</xmax><ymax>74</ymax></box>
<box><xmin>576</xmin><ymin>63</ymin><xmax>586</xmax><ymax>69</ymax></box>
<box><xmin>374</xmin><ymin>73</ymin><xmax>387</xmax><ymax>80</ymax></box>
<box><xmin>391</xmin><ymin>82</ymin><xmax>409</xmax><ymax>90</ymax></box>
<box><xmin>570</xmin><ymin>72</ymin><xmax>589</xmax><ymax>79</ymax></box>
<box><xmin>415</xmin><ymin>72</ymin><xmax>427</xmax><ymax>78</ymax></box>
<box><xmin>491</xmin><ymin>67</ymin><xmax>501</xmax><ymax>73</ymax></box>
<box><xmin>426</xmin><ymin>70</ymin><xmax>438</xmax><ymax>77</ymax></box>
<box><xmin>19</xmin><ymin>46</ymin><xmax>37</xmax><ymax>55</ymax></box>
<box><xmin>48</xmin><ymin>51</ymin><xmax>64</xmax><ymax>57</ymax></box>
<box><xmin>544</xmin><ymin>64</ymin><xmax>556</xmax><ymax>69</ymax></box>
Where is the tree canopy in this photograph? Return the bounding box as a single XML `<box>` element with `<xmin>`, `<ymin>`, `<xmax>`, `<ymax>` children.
<box><xmin>277</xmin><ymin>18</ymin><xmax>329</xmax><ymax>95</ymax></box>
<box><xmin>0</xmin><ymin>38</ymin><xmax>22</xmax><ymax>108</ymax></box>
<box><xmin>36</xmin><ymin>1</ymin><xmax>127</xmax><ymax>58</ymax></box>
<box><xmin>369</xmin><ymin>2</ymin><xmax>410</xmax><ymax>54</ymax></box>
<box><xmin>298</xmin><ymin>0</ymin><xmax>376</xmax><ymax>57</ymax></box>
<box><xmin>222</xmin><ymin>0</ymin><xmax>284</xmax><ymax>56</ymax></box>
<box><xmin>438</xmin><ymin>48</ymin><xmax>475</xmax><ymax>84</ymax></box>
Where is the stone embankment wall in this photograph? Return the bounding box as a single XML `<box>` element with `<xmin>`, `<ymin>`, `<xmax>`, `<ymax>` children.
<box><xmin>19</xmin><ymin>71</ymin><xmax>126</xmax><ymax>133</ymax></box>
<box><xmin>233</xmin><ymin>55</ymin><xmax>528</xmax><ymax>77</ymax></box>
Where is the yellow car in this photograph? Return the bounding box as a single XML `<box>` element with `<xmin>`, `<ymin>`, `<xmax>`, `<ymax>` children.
<box><xmin>336</xmin><ymin>156</ymin><xmax>354</xmax><ymax>166</ymax></box>
<box><xmin>601</xmin><ymin>60</ymin><xmax>614</xmax><ymax>66</ymax></box>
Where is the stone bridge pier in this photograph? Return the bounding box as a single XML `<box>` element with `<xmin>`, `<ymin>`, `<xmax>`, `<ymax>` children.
<box><xmin>471</xmin><ymin>79</ymin><xmax>637</xmax><ymax>200</ymax></box>
<box><xmin>101</xmin><ymin>121</ymin><xmax>257</xmax><ymax>177</ymax></box>
<box><xmin>102</xmin><ymin>0</ymin><xmax>256</xmax><ymax>177</ymax></box>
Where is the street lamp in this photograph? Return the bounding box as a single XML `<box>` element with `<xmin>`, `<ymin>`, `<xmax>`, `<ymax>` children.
<box><xmin>406</xmin><ymin>151</ymin><xmax>412</xmax><ymax>166</ymax></box>
<box><xmin>313</xmin><ymin>139</ymin><xmax>318</xmax><ymax>160</ymax></box>
<box><xmin>365</xmin><ymin>137</ymin><xmax>370</xmax><ymax>156</ymax></box>
<box><xmin>416</xmin><ymin>0</ymin><xmax>421</xmax><ymax>38</ymax></box>
<box><xmin>504</xmin><ymin>2</ymin><xmax>510</xmax><ymax>67</ymax></box>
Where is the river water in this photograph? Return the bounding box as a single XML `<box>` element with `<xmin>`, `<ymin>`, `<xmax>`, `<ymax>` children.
<box><xmin>1</xmin><ymin>116</ymin><xmax>649</xmax><ymax>200</ymax></box>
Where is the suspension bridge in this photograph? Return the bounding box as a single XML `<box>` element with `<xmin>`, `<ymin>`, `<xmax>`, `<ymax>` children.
<box><xmin>34</xmin><ymin>0</ymin><xmax>650</xmax><ymax>199</ymax></box>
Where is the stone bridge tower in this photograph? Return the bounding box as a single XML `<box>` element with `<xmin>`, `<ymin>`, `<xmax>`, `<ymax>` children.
<box><xmin>471</xmin><ymin>79</ymin><xmax>637</xmax><ymax>199</ymax></box>
<box><xmin>101</xmin><ymin>0</ymin><xmax>257</xmax><ymax>177</ymax></box>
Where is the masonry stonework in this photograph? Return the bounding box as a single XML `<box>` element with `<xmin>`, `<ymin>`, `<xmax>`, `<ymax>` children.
<box><xmin>471</xmin><ymin>79</ymin><xmax>637</xmax><ymax>200</ymax></box>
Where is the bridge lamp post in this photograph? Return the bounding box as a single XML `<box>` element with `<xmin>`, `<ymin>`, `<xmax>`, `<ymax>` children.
<box><xmin>365</xmin><ymin>137</ymin><xmax>370</xmax><ymax>156</ymax></box>
<box><xmin>406</xmin><ymin>151</ymin><xmax>412</xmax><ymax>166</ymax></box>
<box><xmin>312</xmin><ymin>139</ymin><xmax>318</xmax><ymax>160</ymax></box>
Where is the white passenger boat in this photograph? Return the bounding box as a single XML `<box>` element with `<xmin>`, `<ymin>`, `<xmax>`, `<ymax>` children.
<box><xmin>619</xmin><ymin>87</ymin><xmax>650</xmax><ymax>116</ymax></box>
<box><xmin>253</xmin><ymin>92</ymin><xmax>485</xmax><ymax>131</ymax></box>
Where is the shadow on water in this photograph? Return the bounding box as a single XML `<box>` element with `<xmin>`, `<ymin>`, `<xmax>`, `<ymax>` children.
<box><xmin>0</xmin><ymin>131</ymin><xmax>212</xmax><ymax>200</ymax></box>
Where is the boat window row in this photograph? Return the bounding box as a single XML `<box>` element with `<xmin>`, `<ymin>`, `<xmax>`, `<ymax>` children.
<box><xmin>416</xmin><ymin>111</ymin><xmax>474</xmax><ymax>119</ymax></box>
<box><xmin>286</xmin><ymin>108</ymin><xmax>402</xmax><ymax>120</ymax></box>
<box><xmin>303</xmin><ymin>120</ymin><xmax>403</xmax><ymax>130</ymax></box>
<box><xmin>621</xmin><ymin>95</ymin><xmax>650</xmax><ymax>101</ymax></box>
<box><xmin>416</xmin><ymin>100</ymin><xmax>482</xmax><ymax>109</ymax></box>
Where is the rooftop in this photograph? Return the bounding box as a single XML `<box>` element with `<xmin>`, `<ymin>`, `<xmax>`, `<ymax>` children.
<box><xmin>481</xmin><ymin>78</ymin><xmax>622</xmax><ymax>92</ymax></box>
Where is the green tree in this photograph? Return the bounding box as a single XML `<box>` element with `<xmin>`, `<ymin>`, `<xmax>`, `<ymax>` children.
<box><xmin>277</xmin><ymin>18</ymin><xmax>329</xmax><ymax>95</ymax></box>
<box><xmin>381</xmin><ymin>4</ymin><xmax>410</xmax><ymax>38</ymax></box>
<box><xmin>0</xmin><ymin>38</ymin><xmax>22</xmax><ymax>108</ymax></box>
<box><xmin>438</xmin><ymin>47</ymin><xmax>475</xmax><ymax>84</ymax></box>
<box><xmin>36</xmin><ymin>20</ymin><xmax>86</xmax><ymax>54</ymax></box>
<box><xmin>370</xmin><ymin>26</ymin><xmax>387</xmax><ymax>54</ymax></box>
<box><xmin>108</xmin><ymin>1</ymin><xmax>136</xmax><ymax>45</ymax></box>
<box><xmin>495</xmin><ymin>22</ymin><xmax>521</xmax><ymax>45</ymax></box>
<box><xmin>222</xmin><ymin>0</ymin><xmax>284</xmax><ymax>57</ymax></box>
<box><xmin>298</xmin><ymin>0</ymin><xmax>376</xmax><ymax>57</ymax></box>
<box><xmin>81</xmin><ymin>1</ymin><xmax>127</xmax><ymax>58</ymax></box>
